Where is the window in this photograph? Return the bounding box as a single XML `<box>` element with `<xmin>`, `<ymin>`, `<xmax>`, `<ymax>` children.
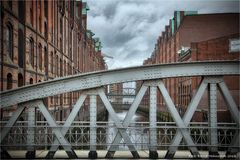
<box><xmin>7</xmin><ymin>73</ymin><xmax>13</xmax><ymax>90</ymax></box>
<box><xmin>60</xmin><ymin>38</ymin><xmax>63</xmax><ymax>51</ymax></box>
<box><xmin>70</xmin><ymin>1</ymin><xmax>74</xmax><ymax>18</ymax></box>
<box><xmin>44</xmin><ymin>0</ymin><xmax>48</xmax><ymax>18</ymax></box>
<box><xmin>30</xmin><ymin>1</ymin><xmax>33</xmax><ymax>25</ymax></box>
<box><xmin>64</xmin><ymin>60</ymin><xmax>66</xmax><ymax>76</ymax></box>
<box><xmin>18</xmin><ymin>1</ymin><xmax>25</xmax><ymax>22</ymax></box>
<box><xmin>8</xmin><ymin>1</ymin><xmax>12</xmax><ymax>10</ymax></box>
<box><xmin>18</xmin><ymin>29</ymin><xmax>24</xmax><ymax>68</ymax></box>
<box><xmin>6</xmin><ymin>23</ymin><xmax>13</xmax><ymax>60</ymax></box>
<box><xmin>60</xmin><ymin>17</ymin><xmax>63</xmax><ymax>35</ymax></box>
<box><xmin>38</xmin><ymin>44</ymin><xmax>42</xmax><ymax>70</ymax></box>
<box><xmin>18</xmin><ymin>73</ymin><xmax>24</xmax><ymax>87</ymax></box>
<box><xmin>30</xmin><ymin>78</ymin><xmax>33</xmax><ymax>84</ymax></box>
<box><xmin>29</xmin><ymin>38</ymin><xmax>34</xmax><ymax>67</ymax></box>
<box><xmin>38</xmin><ymin>1</ymin><xmax>42</xmax><ymax>32</ymax></box>
<box><xmin>51</xmin><ymin>52</ymin><xmax>53</xmax><ymax>73</ymax></box>
<box><xmin>39</xmin><ymin>17</ymin><xmax>41</xmax><ymax>32</ymax></box>
<box><xmin>54</xmin><ymin>51</ymin><xmax>57</xmax><ymax>74</ymax></box>
<box><xmin>56</xmin><ymin>55</ymin><xmax>59</xmax><ymax>76</ymax></box>
<box><xmin>60</xmin><ymin>59</ymin><xmax>63</xmax><ymax>76</ymax></box>
<box><xmin>44</xmin><ymin>22</ymin><xmax>48</xmax><ymax>39</ymax></box>
<box><xmin>44</xmin><ymin>47</ymin><xmax>48</xmax><ymax>74</ymax></box>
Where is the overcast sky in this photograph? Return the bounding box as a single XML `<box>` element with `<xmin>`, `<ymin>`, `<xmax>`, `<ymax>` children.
<box><xmin>87</xmin><ymin>0</ymin><xmax>239</xmax><ymax>69</ymax></box>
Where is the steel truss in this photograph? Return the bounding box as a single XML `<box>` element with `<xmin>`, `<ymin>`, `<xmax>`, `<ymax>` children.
<box><xmin>0</xmin><ymin>61</ymin><xmax>239</xmax><ymax>159</ymax></box>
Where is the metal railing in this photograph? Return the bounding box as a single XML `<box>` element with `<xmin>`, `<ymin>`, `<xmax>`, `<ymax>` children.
<box><xmin>1</xmin><ymin>121</ymin><xmax>238</xmax><ymax>151</ymax></box>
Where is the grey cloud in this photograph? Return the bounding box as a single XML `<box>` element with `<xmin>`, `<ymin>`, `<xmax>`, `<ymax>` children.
<box><xmin>87</xmin><ymin>0</ymin><xmax>239</xmax><ymax>69</ymax></box>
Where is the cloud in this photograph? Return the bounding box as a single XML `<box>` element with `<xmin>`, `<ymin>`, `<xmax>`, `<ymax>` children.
<box><xmin>87</xmin><ymin>0</ymin><xmax>239</xmax><ymax>69</ymax></box>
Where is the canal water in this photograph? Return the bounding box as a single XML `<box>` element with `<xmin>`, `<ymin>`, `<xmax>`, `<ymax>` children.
<box><xmin>107</xmin><ymin>111</ymin><xmax>149</xmax><ymax>150</ymax></box>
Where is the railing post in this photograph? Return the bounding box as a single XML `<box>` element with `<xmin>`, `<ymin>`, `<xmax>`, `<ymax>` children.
<box><xmin>149</xmin><ymin>86</ymin><xmax>158</xmax><ymax>159</ymax></box>
<box><xmin>208</xmin><ymin>83</ymin><xmax>219</xmax><ymax>158</ymax></box>
<box><xmin>88</xmin><ymin>95</ymin><xmax>98</xmax><ymax>159</ymax></box>
<box><xmin>26</xmin><ymin>106</ymin><xmax>36</xmax><ymax>158</ymax></box>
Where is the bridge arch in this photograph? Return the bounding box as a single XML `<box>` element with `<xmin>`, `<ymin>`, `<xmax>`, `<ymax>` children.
<box><xmin>0</xmin><ymin>61</ymin><xmax>239</xmax><ymax>159</ymax></box>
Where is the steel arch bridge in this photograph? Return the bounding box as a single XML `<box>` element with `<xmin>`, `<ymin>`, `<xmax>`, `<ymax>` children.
<box><xmin>0</xmin><ymin>61</ymin><xmax>239</xmax><ymax>159</ymax></box>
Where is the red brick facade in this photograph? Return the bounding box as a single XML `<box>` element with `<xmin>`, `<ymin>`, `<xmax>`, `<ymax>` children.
<box><xmin>0</xmin><ymin>1</ymin><xmax>106</xmax><ymax>120</ymax></box>
<box><xmin>141</xmin><ymin>12</ymin><xmax>239</xmax><ymax>122</ymax></box>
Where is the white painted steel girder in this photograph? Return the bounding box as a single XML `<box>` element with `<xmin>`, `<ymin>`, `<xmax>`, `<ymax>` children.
<box><xmin>166</xmin><ymin>78</ymin><xmax>208</xmax><ymax>157</ymax></box>
<box><xmin>208</xmin><ymin>83</ymin><xmax>218</xmax><ymax>152</ymax></box>
<box><xmin>0</xmin><ymin>61</ymin><xmax>239</xmax><ymax>108</ymax></box>
<box><xmin>149</xmin><ymin>86</ymin><xmax>157</xmax><ymax>151</ymax></box>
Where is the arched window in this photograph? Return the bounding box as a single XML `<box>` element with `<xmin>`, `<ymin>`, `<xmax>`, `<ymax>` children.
<box><xmin>18</xmin><ymin>73</ymin><xmax>24</xmax><ymax>87</ymax></box>
<box><xmin>6</xmin><ymin>23</ymin><xmax>13</xmax><ymax>60</ymax></box>
<box><xmin>50</xmin><ymin>51</ymin><xmax>53</xmax><ymax>73</ymax></box>
<box><xmin>64</xmin><ymin>60</ymin><xmax>66</xmax><ymax>76</ymax></box>
<box><xmin>60</xmin><ymin>59</ymin><xmax>63</xmax><ymax>76</ymax></box>
<box><xmin>44</xmin><ymin>47</ymin><xmax>48</xmax><ymax>74</ymax></box>
<box><xmin>38</xmin><ymin>43</ymin><xmax>42</xmax><ymax>70</ymax></box>
<box><xmin>60</xmin><ymin>37</ymin><xmax>63</xmax><ymax>51</ymax></box>
<box><xmin>55</xmin><ymin>55</ymin><xmax>58</xmax><ymax>76</ymax></box>
<box><xmin>7</xmin><ymin>73</ymin><xmax>13</xmax><ymax>90</ymax></box>
<box><xmin>18</xmin><ymin>29</ymin><xmax>24</xmax><ymax>68</ymax></box>
<box><xmin>30</xmin><ymin>78</ymin><xmax>33</xmax><ymax>84</ymax></box>
<box><xmin>29</xmin><ymin>38</ymin><xmax>34</xmax><ymax>67</ymax></box>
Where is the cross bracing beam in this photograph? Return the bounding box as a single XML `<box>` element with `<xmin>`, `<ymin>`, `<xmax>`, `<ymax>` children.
<box><xmin>164</xmin><ymin>76</ymin><xmax>240</xmax><ymax>158</ymax></box>
<box><xmin>46</xmin><ymin>93</ymin><xmax>87</xmax><ymax>158</ymax></box>
<box><xmin>1</xmin><ymin>61</ymin><xmax>239</xmax><ymax>108</ymax></box>
<box><xmin>158</xmin><ymin>80</ymin><xmax>200</xmax><ymax>157</ymax></box>
<box><xmin>37</xmin><ymin>100</ymin><xmax>78</xmax><ymax>159</ymax></box>
<box><xmin>218</xmin><ymin>81</ymin><xmax>240</xmax><ymax>156</ymax></box>
<box><xmin>165</xmin><ymin>77</ymin><xmax>208</xmax><ymax>158</ymax></box>
<box><xmin>218</xmin><ymin>81</ymin><xmax>240</xmax><ymax>125</ymax></box>
<box><xmin>98</xmin><ymin>89</ymin><xmax>140</xmax><ymax>158</ymax></box>
<box><xmin>105</xmin><ymin>84</ymin><xmax>148</xmax><ymax>158</ymax></box>
<box><xmin>0</xmin><ymin>105</ymin><xmax>25</xmax><ymax>143</ymax></box>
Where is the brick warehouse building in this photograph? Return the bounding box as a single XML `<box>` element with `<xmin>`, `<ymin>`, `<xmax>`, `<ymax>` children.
<box><xmin>140</xmin><ymin>11</ymin><xmax>239</xmax><ymax>122</ymax></box>
<box><xmin>0</xmin><ymin>1</ymin><xmax>107</xmax><ymax>120</ymax></box>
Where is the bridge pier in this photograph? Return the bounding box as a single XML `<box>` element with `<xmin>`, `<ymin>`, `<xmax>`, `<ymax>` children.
<box><xmin>149</xmin><ymin>86</ymin><xmax>158</xmax><ymax>159</ymax></box>
<box><xmin>88</xmin><ymin>95</ymin><xmax>98</xmax><ymax>159</ymax></box>
<box><xmin>26</xmin><ymin>106</ymin><xmax>36</xmax><ymax>159</ymax></box>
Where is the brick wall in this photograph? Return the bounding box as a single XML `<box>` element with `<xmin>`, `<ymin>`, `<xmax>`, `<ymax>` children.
<box><xmin>0</xmin><ymin>1</ymin><xmax>106</xmax><ymax>120</ymax></box>
<box><xmin>141</xmin><ymin>12</ymin><xmax>239</xmax><ymax>122</ymax></box>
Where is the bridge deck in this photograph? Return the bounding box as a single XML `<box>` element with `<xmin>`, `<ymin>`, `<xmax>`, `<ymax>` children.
<box><xmin>7</xmin><ymin>150</ymin><xmax>233</xmax><ymax>159</ymax></box>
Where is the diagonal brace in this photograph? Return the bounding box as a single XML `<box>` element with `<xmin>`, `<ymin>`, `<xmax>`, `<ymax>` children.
<box><xmin>98</xmin><ymin>89</ymin><xmax>140</xmax><ymax>158</ymax></box>
<box><xmin>46</xmin><ymin>93</ymin><xmax>87</xmax><ymax>158</ymax></box>
<box><xmin>1</xmin><ymin>105</ymin><xmax>25</xmax><ymax>143</ymax></box>
<box><xmin>218</xmin><ymin>81</ymin><xmax>240</xmax><ymax>156</ymax></box>
<box><xmin>0</xmin><ymin>104</ymin><xmax>26</xmax><ymax>158</ymax></box>
<box><xmin>37</xmin><ymin>100</ymin><xmax>78</xmax><ymax>159</ymax></box>
<box><xmin>105</xmin><ymin>84</ymin><xmax>148</xmax><ymax>158</ymax></box>
<box><xmin>158</xmin><ymin>80</ymin><xmax>200</xmax><ymax>157</ymax></box>
<box><xmin>165</xmin><ymin>78</ymin><xmax>208</xmax><ymax>158</ymax></box>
